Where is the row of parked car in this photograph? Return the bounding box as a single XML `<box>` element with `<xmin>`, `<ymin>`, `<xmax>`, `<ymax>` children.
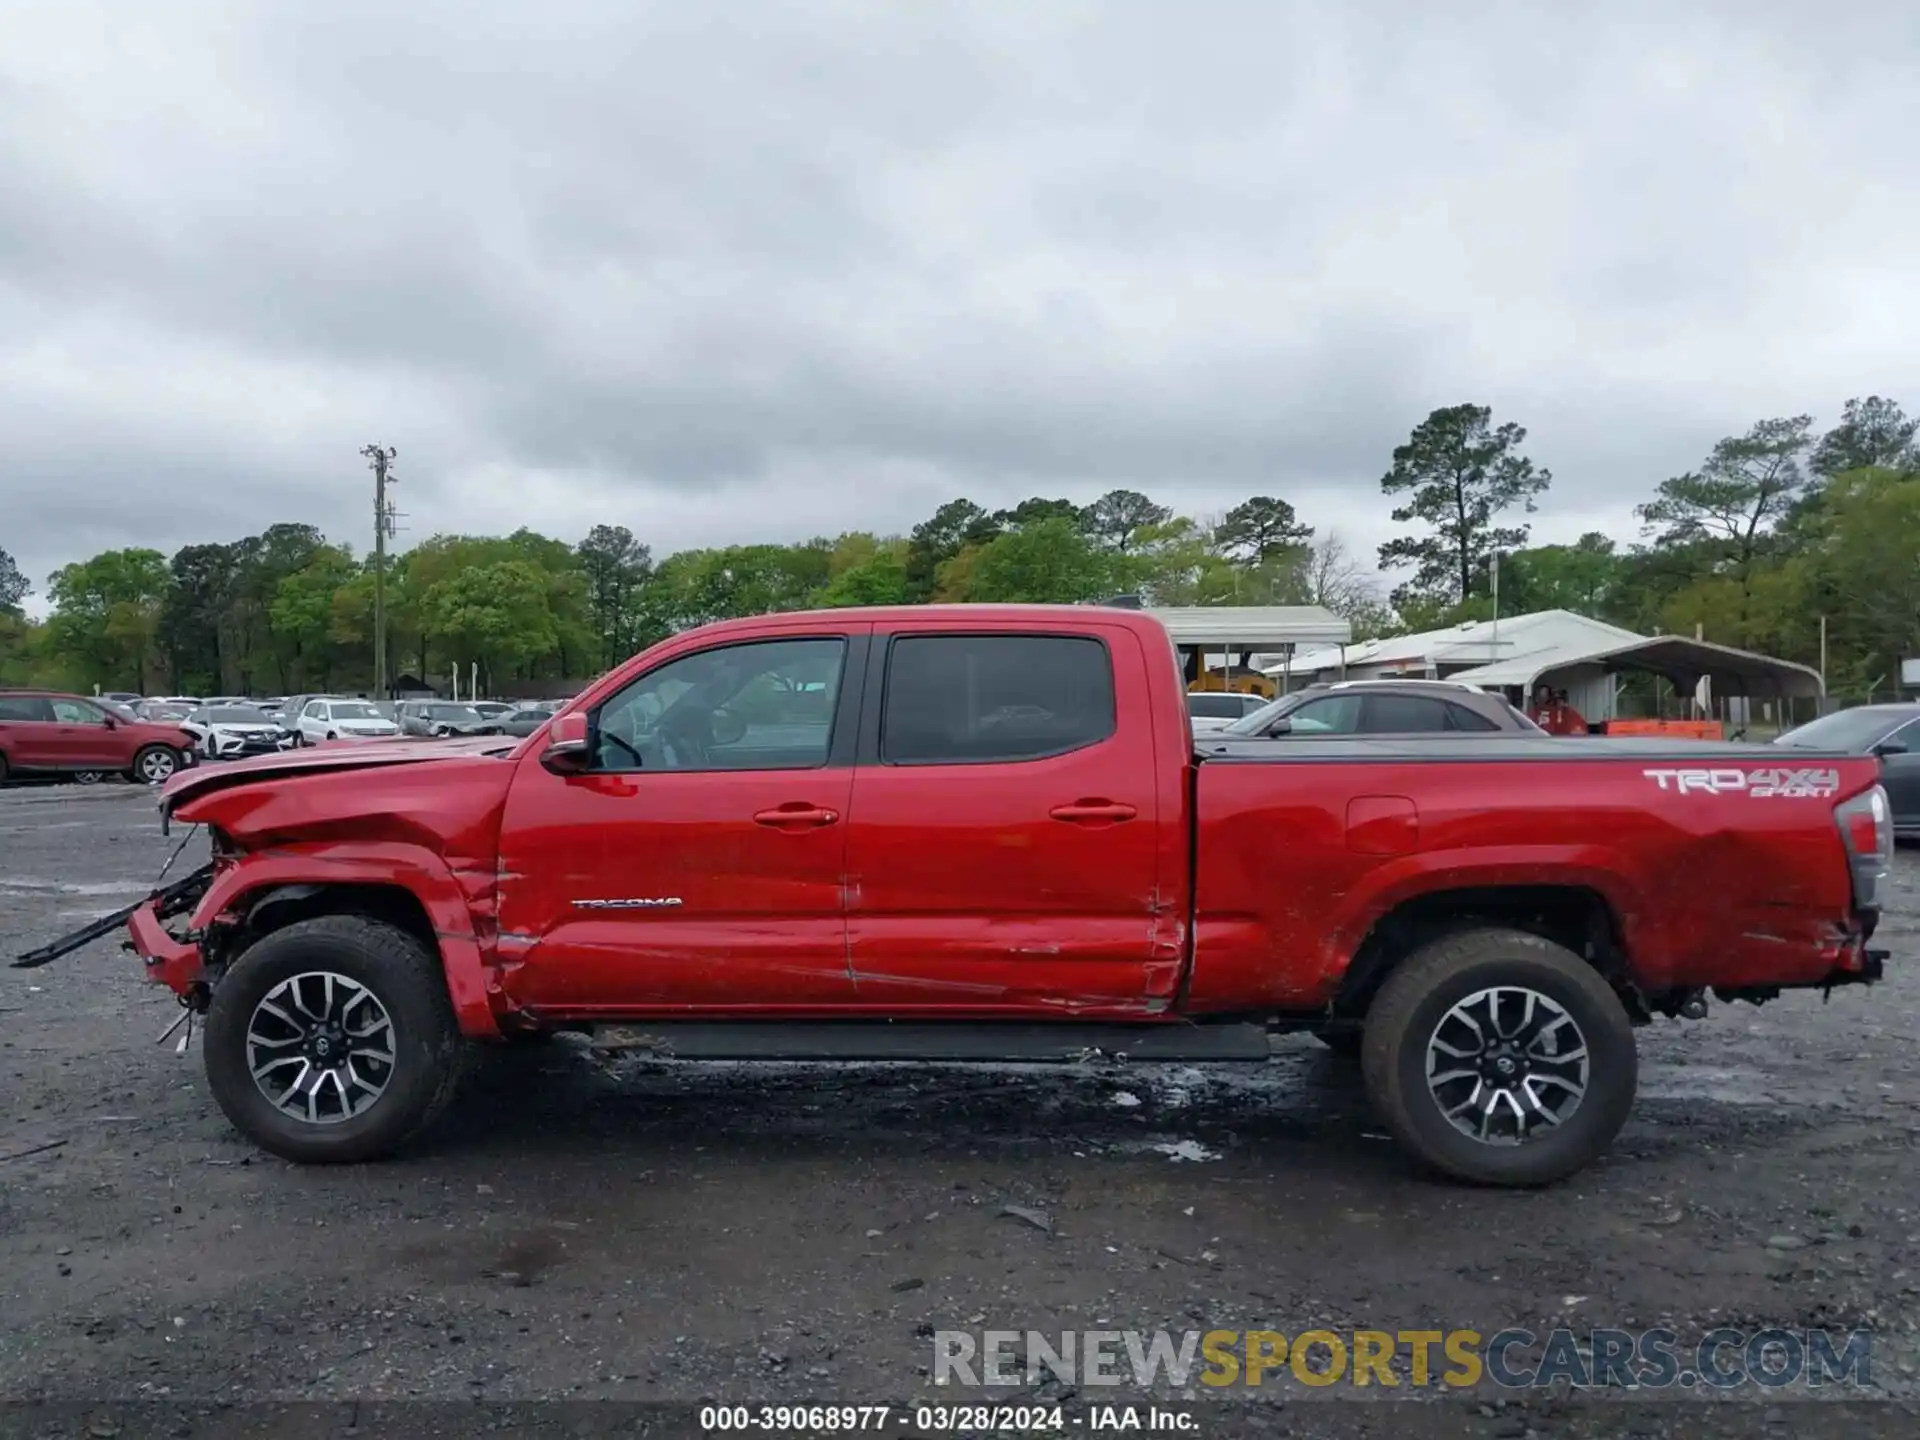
<box><xmin>0</xmin><ymin>687</ymin><xmax>566</xmax><ymax>785</ymax></box>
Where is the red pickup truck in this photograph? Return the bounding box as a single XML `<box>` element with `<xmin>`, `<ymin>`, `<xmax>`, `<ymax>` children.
<box><xmin>83</xmin><ymin>605</ymin><xmax>1891</xmax><ymax>1185</ymax></box>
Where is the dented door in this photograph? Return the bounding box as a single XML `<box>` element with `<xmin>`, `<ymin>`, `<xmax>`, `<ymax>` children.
<box><xmin>839</xmin><ymin>624</ymin><xmax>1174</xmax><ymax>1015</ymax></box>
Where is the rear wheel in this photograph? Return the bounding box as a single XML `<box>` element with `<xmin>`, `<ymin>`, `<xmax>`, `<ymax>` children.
<box><xmin>203</xmin><ymin>916</ymin><xmax>467</xmax><ymax>1163</ymax></box>
<box><xmin>1360</xmin><ymin>927</ymin><xmax>1636</xmax><ymax>1186</ymax></box>
<box><xmin>73</xmin><ymin>770</ymin><xmax>105</xmax><ymax>785</ymax></box>
<box><xmin>130</xmin><ymin>745</ymin><xmax>179</xmax><ymax>784</ymax></box>
<box><xmin>0</xmin><ymin>751</ymin><xmax>10</xmax><ymax>784</ymax></box>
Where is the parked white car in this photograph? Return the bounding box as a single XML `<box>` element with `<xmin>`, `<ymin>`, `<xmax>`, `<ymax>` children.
<box><xmin>293</xmin><ymin>698</ymin><xmax>402</xmax><ymax>745</ymax></box>
<box><xmin>1186</xmin><ymin>691</ymin><xmax>1272</xmax><ymax>734</ymax></box>
<box><xmin>180</xmin><ymin>705</ymin><xmax>295</xmax><ymax>760</ymax></box>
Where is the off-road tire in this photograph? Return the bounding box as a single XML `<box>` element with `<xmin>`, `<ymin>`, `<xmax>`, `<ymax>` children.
<box><xmin>1360</xmin><ymin>927</ymin><xmax>1637</xmax><ymax>1187</ymax></box>
<box><xmin>203</xmin><ymin>916</ymin><xmax>467</xmax><ymax>1163</ymax></box>
<box><xmin>129</xmin><ymin>745</ymin><xmax>180</xmax><ymax>784</ymax></box>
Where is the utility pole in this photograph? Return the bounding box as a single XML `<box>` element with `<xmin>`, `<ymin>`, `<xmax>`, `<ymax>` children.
<box><xmin>361</xmin><ymin>445</ymin><xmax>398</xmax><ymax>700</ymax></box>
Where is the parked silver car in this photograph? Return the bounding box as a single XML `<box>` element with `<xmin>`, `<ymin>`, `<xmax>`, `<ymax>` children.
<box><xmin>397</xmin><ymin>701</ymin><xmax>504</xmax><ymax>737</ymax></box>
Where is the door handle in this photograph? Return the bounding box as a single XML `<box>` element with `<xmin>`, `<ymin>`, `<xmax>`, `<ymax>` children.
<box><xmin>1049</xmin><ymin>800</ymin><xmax>1138</xmax><ymax>824</ymax></box>
<box><xmin>753</xmin><ymin>803</ymin><xmax>840</xmax><ymax>829</ymax></box>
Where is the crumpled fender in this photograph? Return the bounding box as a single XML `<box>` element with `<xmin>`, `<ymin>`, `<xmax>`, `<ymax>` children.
<box><xmin>193</xmin><ymin>843</ymin><xmax>503</xmax><ymax>1039</ymax></box>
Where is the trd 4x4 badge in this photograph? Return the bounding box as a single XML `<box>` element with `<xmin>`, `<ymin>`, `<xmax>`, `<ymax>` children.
<box><xmin>1643</xmin><ymin>766</ymin><xmax>1841</xmax><ymax>798</ymax></box>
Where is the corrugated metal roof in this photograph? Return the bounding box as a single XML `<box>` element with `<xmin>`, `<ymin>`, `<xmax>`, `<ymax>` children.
<box><xmin>1448</xmin><ymin>635</ymin><xmax>1825</xmax><ymax>696</ymax></box>
<box><xmin>1283</xmin><ymin>609</ymin><xmax>1644</xmax><ymax>675</ymax></box>
<box><xmin>1148</xmin><ymin>606</ymin><xmax>1351</xmax><ymax>647</ymax></box>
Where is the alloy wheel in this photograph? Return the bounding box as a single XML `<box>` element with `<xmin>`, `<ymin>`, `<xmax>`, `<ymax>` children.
<box><xmin>138</xmin><ymin>748</ymin><xmax>177</xmax><ymax>782</ymax></box>
<box><xmin>245</xmin><ymin>971</ymin><xmax>397</xmax><ymax>1125</ymax></box>
<box><xmin>1424</xmin><ymin>985</ymin><xmax>1589</xmax><ymax>1145</ymax></box>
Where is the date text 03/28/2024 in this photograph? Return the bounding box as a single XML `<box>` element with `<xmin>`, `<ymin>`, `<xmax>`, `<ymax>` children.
<box><xmin>698</xmin><ymin>1405</ymin><xmax>1190</xmax><ymax>1432</ymax></box>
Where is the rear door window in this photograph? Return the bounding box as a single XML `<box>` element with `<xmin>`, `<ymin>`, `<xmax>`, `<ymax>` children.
<box><xmin>0</xmin><ymin>696</ymin><xmax>53</xmax><ymax>722</ymax></box>
<box><xmin>881</xmin><ymin>634</ymin><xmax>1115</xmax><ymax>764</ymax></box>
<box><xmin>1445</xmin><ymin>702</ymin><xmax>1501</xmax><ymax>732</ymax></box>
<box><xmin>1360</xmin><ymin>695</ymin><xmax>1454</xmax><ymax>733</ymax></box>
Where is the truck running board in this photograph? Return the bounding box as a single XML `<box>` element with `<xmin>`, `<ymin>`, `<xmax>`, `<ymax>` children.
<box><xmin>583</xmin><ymin>1020</ymin><xmax>1275</xmax><ymax>1063</ymax></box>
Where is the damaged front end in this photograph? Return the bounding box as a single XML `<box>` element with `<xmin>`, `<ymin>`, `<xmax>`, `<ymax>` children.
<box><xmin>12</xmin><ymin>855</ymin><xmax>219</xmax><ymax>1007</ymax></box>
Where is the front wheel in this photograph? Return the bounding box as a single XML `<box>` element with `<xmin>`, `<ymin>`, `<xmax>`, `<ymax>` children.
<box><xmin>202</xmin><ymin>916</ymin><xmax>467</xmax><ymax>1163</ymax></box>
<box><xmin>130</xmin><ymin>745</ymin><xmax>179</xmax><ymax>784</ymax></box>
<box><xmin>1360</xmin><ymin>927</ymin><xmax>1637</xmax><ymax>1187</ymax></box>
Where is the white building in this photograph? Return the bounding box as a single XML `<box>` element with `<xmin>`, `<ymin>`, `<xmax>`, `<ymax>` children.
<box><xmin>1274</xmin><ymin>609</ymin><xmax>1823</xmax><ymax>724</ymax></box>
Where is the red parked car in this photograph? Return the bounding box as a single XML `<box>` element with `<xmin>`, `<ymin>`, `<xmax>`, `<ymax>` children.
<box><xmin>38</xmin><ymin>606</ymin><xmax>1892</xmax><ymax>1186</ymax></box>
<box><xmin>0</xmin><ymin>690</ymin><xmax>197</xmax><ymax>785</ymax></box>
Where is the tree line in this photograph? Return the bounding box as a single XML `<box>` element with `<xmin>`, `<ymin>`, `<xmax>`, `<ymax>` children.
<box><xmin>2</xmin><ymin>395</ymin><xmax>1915</xmax><ymax>699</ymax></box>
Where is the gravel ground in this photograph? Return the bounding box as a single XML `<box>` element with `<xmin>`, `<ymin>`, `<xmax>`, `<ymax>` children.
<box><xmin>3</xmin><ymin>781</ymin><xmax>1920</xmax><ymax>1439</ymax></box>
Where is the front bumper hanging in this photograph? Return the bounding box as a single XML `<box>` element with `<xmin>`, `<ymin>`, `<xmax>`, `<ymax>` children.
<box><xmin>10</xmin><ymin>863</ymin><xmax>215</xmax><ymax>972</ymax></box>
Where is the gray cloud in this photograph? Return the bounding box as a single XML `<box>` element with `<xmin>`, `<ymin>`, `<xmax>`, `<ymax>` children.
<box><xmin>3</xmin><ymin>0</ymin><xmax>1916</xmax><ymax>607</ymax></box>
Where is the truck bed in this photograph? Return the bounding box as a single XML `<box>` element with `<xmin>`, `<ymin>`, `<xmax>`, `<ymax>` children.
<box><xmin>1183</xmin><ymin>735</ymin><xmax>1874</xmax><ymax>1013</ymax></box>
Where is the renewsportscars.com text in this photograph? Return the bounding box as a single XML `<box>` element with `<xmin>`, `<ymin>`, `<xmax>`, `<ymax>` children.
<box><xmin>934</xmin><ymin>1327</ymin><xmax>1873</xmax><ymax>1391</ymax></box>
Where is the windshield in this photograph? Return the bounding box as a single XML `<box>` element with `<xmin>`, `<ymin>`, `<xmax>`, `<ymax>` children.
<box><xmin>143</xmin><ymin>704</ymin><xmax>192</xmax><ymax>720</ymax></box>
<box><xmin>331</xmin><ymin>703</ymin><xmax>384</xmax><ymax>721</ymax></box>
<box><xmin>1223</xmin><ymin>691</ymin><xmax>1315</xmax><ymax>735</ymax></box>
<box><xmin>427</xmin><ymin>705</ymin><xmax>483</xmax><ymax>722</ymax></box>
<box><xmin>1777</xmin><ymin>708</ymin><xmax>1911</xmax><ymax>751</ymax></box>
<box><xmin>201</xmin><ymin>707</ymin><xmax>271</xmax><ymax>724</ymax></box>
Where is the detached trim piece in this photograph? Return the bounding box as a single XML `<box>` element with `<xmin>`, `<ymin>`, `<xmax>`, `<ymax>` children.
<box><xmin>11</xmin><ymin>863</ymin><xmax>215</xmax><ymax>970</ymax></box>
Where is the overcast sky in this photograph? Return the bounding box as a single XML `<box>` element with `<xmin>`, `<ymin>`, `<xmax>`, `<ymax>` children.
<box><xmin>3</xmin><ymin>0</ymin><xmax>1916</xmax><ymax>610</ymax></box>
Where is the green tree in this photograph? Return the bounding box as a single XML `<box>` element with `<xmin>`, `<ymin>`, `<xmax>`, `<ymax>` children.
<box><xmin>1497</xmin><ymin>533</ymin><xmax>1622</xmax><ymax>616</ymax></box>
<box><xmin>575</xmin><ymin>523</ymin><xmax>653</xmax><ymax>669</ymax></box>
<box><xmin>158</xmin><ymin>543</ymin><xmax>241</xmax><ymax>694</ymax></box>
<box><xmin>954</xmin><ymin>517</ymin><xmax>1114</xmax><ymax>603</ymax></box>
<box><xmin>993</xmin><ymin>497</ymin><xmax>1085</xmax><ymax>530</ymax></box>
<box><xmin>268</xmin><ymin>545</ymin><xmax>361</xmax><ymax>689</ymax></box>
<box><xmin>1083</xmin><ymin>490</ymin><xmax>1170</xmax><ymax>552</ymax></box>
<box><xmin>1794</xmin><ymin>468</ymin><xmax>1920</xmax><ymax>689</ymax></box>
<box><xmin>1812</xmin><ymin>396</ymin><xmax>1918</xmax><ymax>479</ymax></box>
<box><xmin>1635</xmin><ymin>415</ymin><xmax>1814</xmax><ymax>640</ymax></box>
<box><xmin>1377</xmin><ymin>404</ymin><xmax>1551</xmax><ymax>608</ymax></box>
<box><xmin>0</xmin><ymin>547</ymin><xmax>28</xmax><ymax>614</ymax></box>
<box><xmin>904</xmin><ymin>499</ymin><xmax>999</xmax><ymax>601</ymax></box>
<box><xmin>817</xmin><ymin>548</ymin><xmax>909</xmax><ymax>606</ymax></box>
<box><xmin>1214</xmin><ymin>496</ymin><xmax>1313</xmax><ymax>564</ymax></box>
<box><xmin>420</xmin><ymin>560</ymin><xmax>560</xmax><ymax>688</ymax></box>
<box><xmin>45</xmin><ymin>548</ymin><xmax>171</xmax><ymax>691</ymax></box>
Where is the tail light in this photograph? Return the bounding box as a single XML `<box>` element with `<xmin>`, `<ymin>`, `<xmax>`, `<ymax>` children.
<box><xmin>1835</xmin><ymin>783</ymin><xmax>1893</xmax><ymax>910</ymax></box>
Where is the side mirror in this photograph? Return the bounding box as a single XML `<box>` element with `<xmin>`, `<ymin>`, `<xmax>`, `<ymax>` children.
<box><xmin>101</xmin><ymin>714</ymin><xmax>118</xmax><ymax>728</ymax></box>
<box><xmin>1263</xmin><ymin>717</ymin><xmax>1293</xmax><ymax>736</ymax></box>
<box><xmin>540</xmin><ymin>711</ymin><xmax>591</xmax><ymax>774</ymax></box>
<box><xmin>1874</xmin><ymin>738</ymin><xmax>1908</xmax><ymax>758</ymax></box>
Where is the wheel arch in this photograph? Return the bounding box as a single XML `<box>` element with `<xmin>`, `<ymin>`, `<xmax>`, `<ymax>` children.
<box><xmin>241</xmin><ymin>882</ymin><xmax>439</xmax><ymax>959</ymax></box>
<box><xmin>1333</xmin><ymin>884</ymin><xmax>1637</xmax><ymax>1024</ymax></box>
<box><xmin>188</xmin><ymin>855</ymin><xmax>503</xmax><ymax>1040</ymax></box>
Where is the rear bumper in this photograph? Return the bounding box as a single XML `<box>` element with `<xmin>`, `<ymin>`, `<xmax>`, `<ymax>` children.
<box><xmin>1710</xmin><ymin>913</ymin><xmax>1887</xmax><ymax>1004</ymax></box>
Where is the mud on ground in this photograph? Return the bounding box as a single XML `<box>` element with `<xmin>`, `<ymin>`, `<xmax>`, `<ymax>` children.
<box><xmin>3</xmin><ymin>783</ymin><xmax>1919</xmax><ymax>1439</ymax></box>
